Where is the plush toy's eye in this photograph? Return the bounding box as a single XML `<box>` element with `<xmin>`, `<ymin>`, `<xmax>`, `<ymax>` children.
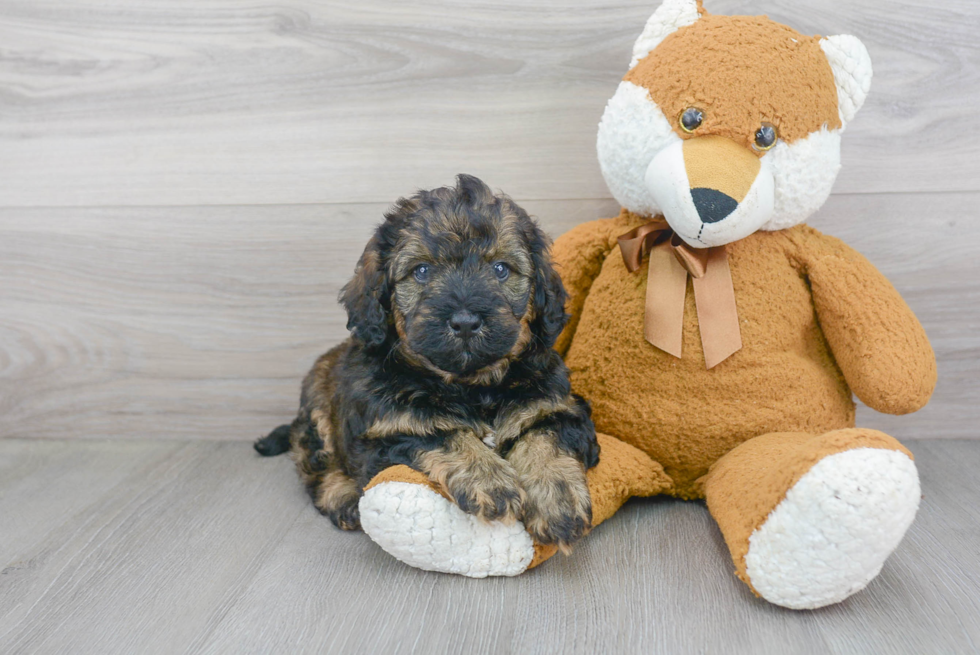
<box><xmin>753</xmin><ymin>123</ymin><xmax>778</xmax><ymax>151</ymax></box>
<box><xmin>679</xmin><ymin>107</ymin><xmax>704</xmax><ymax>133</ymax></box>
<box><xmin>413</xmin><ymin>264</ymin><xmax>431</xmax><ymax>283</ymax></box>
<box><xmin>492</xmin><ymin>262</ymin><xmax>510</xmax><ymax>281</ymax></box>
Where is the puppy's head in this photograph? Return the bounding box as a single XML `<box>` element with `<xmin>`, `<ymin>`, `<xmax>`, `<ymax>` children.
<box><xmin>340</xmin><ymin>174</ymin><xmax>566</xmax><ymax>383</ymax></box>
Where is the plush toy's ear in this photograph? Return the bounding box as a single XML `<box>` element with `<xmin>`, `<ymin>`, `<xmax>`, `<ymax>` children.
<box><xmin>820</xmin><ymin>35</ymin><xmax>873</xmax><ymax>127</ymax></box>
<box><xmin>630</xmin><ymin>0</ymin><xmax>703</xmax><ymax>68</ymax></box>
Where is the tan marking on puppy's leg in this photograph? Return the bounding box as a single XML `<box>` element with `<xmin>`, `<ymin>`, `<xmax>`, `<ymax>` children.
<box><xmin>416</xmin><ymin>432</ymin><xmax>525</xmax><ymax>524</ymax></box>
<box><xmin>364</xmin><ymin>412</ymin><xmax>466</xmax><ymax>440</ymax></box>
<box><xmin>492</xmin><ymin>396</ymin><xmax>578</xmax><ymax>449</ymax></box>
<box><xmin>308</xmin><ymin>409</ymin><xmax>336</xmax><ymax>454</ymax></box>
<box><xmin>314</xmin><ymin>469</ymin><xmax>362</xmax><ymax>531</ymax></box>
<box><xmin>508</xmin><ymin>430</ymin><xmax>592</xmax><ymax>553</ymax></box>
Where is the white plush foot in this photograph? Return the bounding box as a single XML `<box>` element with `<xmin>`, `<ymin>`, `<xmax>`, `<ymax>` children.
<box><xmin>745</xmin><ymin>447</ymin><xmax>920</xmax><ymax>610</ymax></box>
<box><xmin>359</xmin><ymin>481</ymin><xmax>534</xmax><ymax>578</ymax></box>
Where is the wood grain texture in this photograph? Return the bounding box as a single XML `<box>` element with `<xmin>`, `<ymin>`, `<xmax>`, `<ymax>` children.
<box><xmin>0</xmin><ymin>440</ymin><xmax>308</xmax><ymax>654</ymax></box>
<box><xmin>0</xmin><ymin>198</ymin><xmax>611</xmax><ymax>441</ymax></box>
<box><xmin>0</xmin><ymin>0</ymin><xmax>978</xmax><ymax>207</ymax></box>
<box><xmin>0</xmin><ymin>438</ymin><xmax>978</xmax><ymax>654</ymax></box>
<box><xmin>1</xmin><ymin>193</ymin><xmax>976</xmax><ymax>442</ymax></box>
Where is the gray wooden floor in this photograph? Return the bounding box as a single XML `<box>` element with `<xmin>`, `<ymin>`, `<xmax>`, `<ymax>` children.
<box><xmin>1</xmin><ymin>438</ymin><xmax>978</xmax><ymax>655</ymax></box>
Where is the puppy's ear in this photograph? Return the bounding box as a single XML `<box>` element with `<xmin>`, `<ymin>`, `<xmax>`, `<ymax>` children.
<box><xmin>340</xmin><ymin>233</ymin><xmax>390</xmax><ymax>348</ymax></box>
<box><xmin>526</xmin><ymin>221</ymin><xmax>568</xmax><ymax>349</ymax></box>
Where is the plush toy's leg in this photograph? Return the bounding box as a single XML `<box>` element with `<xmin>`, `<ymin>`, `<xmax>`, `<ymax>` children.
<box><xmin>359</xmin><ymin>433</ymin><xmax>671</xmax><ymax>577</ymax></box>
<box><xmin>702</xmin><ymin>429</ymin><xmax>920</xmax><ymax>609</ymax></box>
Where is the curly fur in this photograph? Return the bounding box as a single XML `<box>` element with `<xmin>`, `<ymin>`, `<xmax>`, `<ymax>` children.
<box><xmin>256</xmin><ymin>175</ymin><xmax>599</xmax><ymax>550</ymax></box>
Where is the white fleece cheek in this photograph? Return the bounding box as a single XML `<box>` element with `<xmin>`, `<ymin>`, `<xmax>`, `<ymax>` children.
<box><xmin>597</xmin><ymin>81</ymin><xmax>680</xmax><ymax>217</ymax></box>
<box><xmin>644</xmin><ymin>141</ymin><xmax>702</xmax><ymax>246</ymax></box>
<box><xmin>760</xmin><ymin>128</ymin><xmax>842</xmax><ymax>232</ymax></box>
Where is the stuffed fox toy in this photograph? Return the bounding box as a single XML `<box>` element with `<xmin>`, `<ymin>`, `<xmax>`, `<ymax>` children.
<box><xmin>356</xmin><ymin>0</ymin><xmax>936</xmax><ymax>609</ymax></box>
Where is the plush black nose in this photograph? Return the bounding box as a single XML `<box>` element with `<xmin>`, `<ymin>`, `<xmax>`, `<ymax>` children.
<box><xmin>691</xmin><ymin>187</ymin><xmax>738</xmax><ymax>224</ymax></box>
<box><xmin>449</xmin><ymin>310</ymin><xmax>482</xmax><ymax>339</ymax></box>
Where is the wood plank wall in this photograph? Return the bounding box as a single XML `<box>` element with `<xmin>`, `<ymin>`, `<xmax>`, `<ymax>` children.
<box><xmin>1</xmin><ymin>0</ymin><xmax>977</xmax><ymax>441</ymax></box>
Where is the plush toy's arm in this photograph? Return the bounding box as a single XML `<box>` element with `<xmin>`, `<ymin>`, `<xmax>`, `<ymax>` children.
<box><xmin>551</xmin><ymin>217</ymin><xmax>622</xmax><ymax>356</ymax></box>
<box><xmin>802</xmin><ymin>230</ymin><xmax>937</xmax><ymax>415</ymax></box>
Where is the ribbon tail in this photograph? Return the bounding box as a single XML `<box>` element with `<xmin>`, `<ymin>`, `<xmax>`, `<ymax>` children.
<box><xmin>692</xmin><ymin>248</ymin><xmax>742</xmax><ymax>369</ymax></box>
<box><xmin>644</xmin><ymin>243</ymin><xmax>688</xmax><ymax>359</ymax></box>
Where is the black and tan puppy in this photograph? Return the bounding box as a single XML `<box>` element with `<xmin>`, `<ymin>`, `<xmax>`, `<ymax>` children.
<box><xmin>255</xmin><ymin>174</ymin><xmax>599</xmax><ymax>551</ymax></box>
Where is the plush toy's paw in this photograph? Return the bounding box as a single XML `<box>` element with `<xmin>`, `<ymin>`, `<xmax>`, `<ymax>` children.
<box><xmin>520</xmin><ymin>471</ymin><xmax>593</xmax><ymax>554</ymax></box>
<box><xmin>744</xmin><ymin>447</ymin><xmax>920</xmax><ymax>609</ymax></box>
<box><xmin>359</xmin><ymin>478</ymin><xmax>534</xmax><ymax>578</ymax></box>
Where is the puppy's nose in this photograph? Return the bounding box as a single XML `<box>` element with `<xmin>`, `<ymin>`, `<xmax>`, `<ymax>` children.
<box><xmin>449</xmin><ymin>310</ymin><xmax>482</xmax><ymax>339</ymax></box>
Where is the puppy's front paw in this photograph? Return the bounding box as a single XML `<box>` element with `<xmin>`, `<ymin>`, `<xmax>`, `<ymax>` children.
<box><xmin>521</xmin><ymin>471</ymin><xmax>592</xmax><ymax>553</ymax></box>
<box><xmin>446</xmin><ymin>461</ymin><xmax>525</xmax><ymax>524</ymax></box>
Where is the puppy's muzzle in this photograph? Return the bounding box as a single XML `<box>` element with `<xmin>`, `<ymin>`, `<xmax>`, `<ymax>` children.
<box><xmin>449</xmin><ymin>310</ymin><xmax>483</xmax><ymax>340</ymax></box>
<box><xmin>645</xmin><ymin>135</ymin><xmax>775</xmax><ymax>248</ymax></box>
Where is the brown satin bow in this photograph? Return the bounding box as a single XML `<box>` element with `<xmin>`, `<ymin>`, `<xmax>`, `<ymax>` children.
<box><xmin>618</xmin><ymin>218</ymin><xmax>742</xmax><ymax>369</ymax></box>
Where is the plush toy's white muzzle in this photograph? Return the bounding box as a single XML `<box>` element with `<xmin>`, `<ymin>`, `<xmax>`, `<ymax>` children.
<box><xmin>644</xmin><ymin>137</ymin><xmax>775</xmax><ymax>248</ymax></box>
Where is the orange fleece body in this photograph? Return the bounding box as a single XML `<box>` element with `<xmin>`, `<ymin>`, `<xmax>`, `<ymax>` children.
<box><xmin>554</xmin><ymin>210</ymin><xmax>936</xmax><ymax>498</ymax></box>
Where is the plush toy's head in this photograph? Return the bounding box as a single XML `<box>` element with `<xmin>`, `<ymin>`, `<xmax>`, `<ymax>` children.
<box><xmin>597</xmin><ymin>0</ymin><xmax>872</xmax><ymax>247</ymax></box>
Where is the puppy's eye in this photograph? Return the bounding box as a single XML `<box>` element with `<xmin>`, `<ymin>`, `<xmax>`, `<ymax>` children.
<box><xmin>679</xmin><ymin>107</ymin><xmax>703</xmax><ymax>133</ymax></box>
<box><xmin>492</xmin><ymin>262</ymin><xmax>510</xmax><ymax>281</ymax></box>
<box><xmin>413</xmin><ymin>264</ymin><xmax>431</xmax><ymax>283</ymax></box>
<box><xmin>753</xmin><ymin>122</ymin><xmax>778</xmax><ymax>151</ymax></box>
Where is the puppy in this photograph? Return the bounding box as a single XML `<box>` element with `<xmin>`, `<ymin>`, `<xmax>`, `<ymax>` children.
<box><xmin>255</xmin><ymin>174</ymin><xmax>599</xmax><ymax>551</ymax></box>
